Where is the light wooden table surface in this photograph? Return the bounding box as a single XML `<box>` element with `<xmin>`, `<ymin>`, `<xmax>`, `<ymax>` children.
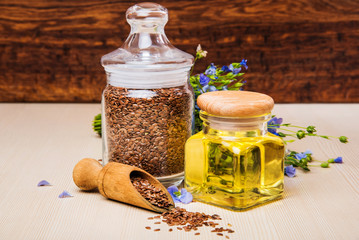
<box><xmin>0</xmin><ymin>103</ymin><xmax>358</xmax><ymax>240</ymax></box>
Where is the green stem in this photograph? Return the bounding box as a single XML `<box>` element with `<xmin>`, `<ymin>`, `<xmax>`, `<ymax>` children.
<box><xmin>190</xmin><ymin>56</ymin><xmax>198</xmax><ymax>76</ymax></box>
<box><xmin>311</xmin><ymin>159</ymin><xmax>328</xmax><ymax>163</ymax></box>
<box><xmin>308</xmin><ymin>165</ymin><xmax>323</xmax><ymax>167</ymax></box>
<box><xmin>278</xmin><ymin>128</ymin><xmax>298</xmax><ymax>134</ymax></box>
<box><xmin>321</xmin><ymin>135</ymin><xmax>340</xmax><ymax>139</ymax></box>
<box><xmin>280</xmin><ymin>134</ymin><xmax>298</xmax><ymax>139</ymax></box>
<box><xmin>284</xmin><ymin>124</ymin><xmax>307</xmax><ymax>129</ymax></box>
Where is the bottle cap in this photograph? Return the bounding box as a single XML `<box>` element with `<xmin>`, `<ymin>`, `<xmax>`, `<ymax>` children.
<box><xmin>101</xmin><ymin>3</ymin><xmax>193</xmax><ymax>89</ymax></box>
<box><xmin>197</xmin><ymin>91</ymin><xmax>274</xmax><ymax>117</ymax></box>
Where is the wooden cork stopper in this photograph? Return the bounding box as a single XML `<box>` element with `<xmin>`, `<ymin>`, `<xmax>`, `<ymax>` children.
<box><xmin>197</xmin><ymin>91</ymin><xmax>274</xmax><ymax>117</ymax></box>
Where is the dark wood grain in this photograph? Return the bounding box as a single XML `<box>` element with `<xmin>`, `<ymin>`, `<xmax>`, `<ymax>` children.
<box><xmin>1</xmin><ymin>0</ymin><xmax>359</xmax><ymax>102</ymax></box>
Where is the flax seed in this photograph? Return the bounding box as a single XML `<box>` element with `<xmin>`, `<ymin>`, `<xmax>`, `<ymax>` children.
<box><xmin>103</xmin><ymin>86</ymin><xmax>193</xmax><ymax>177</ymax></box>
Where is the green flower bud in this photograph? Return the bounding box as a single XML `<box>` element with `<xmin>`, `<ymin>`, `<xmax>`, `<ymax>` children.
<box><xmin>339</xmin><ymin>136</ymin><xmax>348</xmax><ymax>143</ymax></box>
<box><xmin>306</xmin><ymin>126</ymin><xmax>316</xmax><ymax>133</ymax></box>
<box><xmin>296</xmin><ymin>130</ymin><xmax>306</xmax><ymax>139</ymax></box>
<box><xmin>320</xmin><ymin>162</ymin><xmax>329</xmax><ymax>168</ymax></box>
<box><xmin>278</xmin><ymin>132</ymin><xmax>286</xmax><ymax>137</ymax></box>
<box><xmin>328</xmin><ymin>158</ymin><xmax>335</xmax><ymax>163</ymax></box>
<box><xmin>301</xmin><ymin>159</ymin><xmax>308</xmax><ymax>164</ymax></box>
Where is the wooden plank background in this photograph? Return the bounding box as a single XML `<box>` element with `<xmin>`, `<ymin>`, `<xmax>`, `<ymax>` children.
<box><xmin>1</xmin><ymin>0</ymin><xmax>359</xmax><ymax>103</ymax></box>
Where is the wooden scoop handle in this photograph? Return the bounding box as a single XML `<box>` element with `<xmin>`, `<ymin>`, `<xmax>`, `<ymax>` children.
<box><xmin>73</xmin><ymin>158</ymin><xmax>102</xmax><ymax>191</ymax></box>
<box><xmin>73</xmin><ymin>158</ymin><xmax>175</xmax><ymax>213</ymax></box>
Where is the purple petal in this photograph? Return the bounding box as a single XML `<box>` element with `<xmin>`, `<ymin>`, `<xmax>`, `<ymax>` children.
<box><xmin>58</xmin><ymin>190</ymin><xmax>73</xmax><ymax>198</ymax></box>
<box><xmin>284</xmin><ymin>165</ymin><xmax>296</xmax><ymax>178</ymax></box>
<box><xmin>240</xmin><ymin>59</ymin><xmax>248</xmax><ymax>69</ymax></box>
<box><xmin>232</xmin><ymin>67</ymin><xmax>241</xmax><ymax>74</ymax></box>
<box><xmin>334</xmin><ymin>157</ymin><xmax>343</xmax><ymax>163</ymax></box>
<box><xmin>167</xmin><ymin>185</ymin><xmax>180</xmax><ymax>203</ymax></box>
<box><xmin>202</xmin><ymin>85</ymin><xmax>209</xmax><ymax>92</ymax></box>
<box><xmin>167</xmin><ymin>185</ymin><xmax>179</xmax><ymax>195</ymax></box>
<box><xmin>295</xmin><ymin>153</ymin><xmax>307</xmax><ymax>160</ymax></box>
<box><xmin>199</xmin><ymin>73</ymin><xmax>210</xmax><ymax>86</ymax></box>
<box><xmin>208</xmin><ymin>86</ymin><xmax>217</xmax><ymax>92</ymax></box>
<box><xmin>228</xmin><ymin>64</ymin><xmax>234</xmax><ymax>72</ymax></box>
<box><xmin>179</xmin><ymin>188</ymin><xmax>193</xmax><ymax>204</ymax></box>
<box><xmin>267</xmin><ymin>127</ymin><xmax>277</xmax><ymax>134</ymax></box>
<box><xmin>37</xmin><ymin>180</ymin><xmax>51</xmax><ymax>187</ymax></box>
<box><xmin>268</xmin><ymin>117</ymin><xmax>283</xmax><ymax>128</ymax></box>
<box><xmin>221</xmin><ymin>65</ymin><xmax>230</xmax><ymax>72</ymax></box>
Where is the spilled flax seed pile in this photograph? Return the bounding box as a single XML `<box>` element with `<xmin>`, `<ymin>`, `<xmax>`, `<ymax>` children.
<box><xmin>131</xmin><ymin>177</ymin><xmax>174</xmax><ymax>209</ymax></box>
<box><xmin>146</xmin><ymin>207</ymin><xmax>235</xmax><ymax>238</ymax></box>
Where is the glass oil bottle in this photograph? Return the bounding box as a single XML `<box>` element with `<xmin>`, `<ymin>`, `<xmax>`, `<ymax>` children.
<box><xmin>185</xmin><ymin>91</ymin><xmax>285</xmax><ymax>210</ymax></box>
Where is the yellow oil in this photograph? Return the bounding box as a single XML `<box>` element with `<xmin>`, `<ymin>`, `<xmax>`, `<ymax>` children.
<box><xmin>185</xmin><ymin>130</ymin><xmax>284</xmax><ymax>211</ymax></box>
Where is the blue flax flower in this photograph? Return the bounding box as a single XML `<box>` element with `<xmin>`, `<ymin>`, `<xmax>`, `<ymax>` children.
<box><xmin>267</xmin><ymin>117</ymin><xmax>283</xmax><ymax>135</ymax></box>
<box><xmin>240</xmin><ymin>59</ymin><xmax>248</xmax><ymax>69</ymax></box>
<box><xmin>284</xmin><ymin>165</ymin><xmax>296</xmax><ymax>177</ymax></box>
<box><xmin>295</xmin><ymin>152</ymin><xmax>307</xmax><ymax>160</ymax></box>
<box><xmin>334</xmin><ymin>157</ymin><xmax>343</xmax><ymax>163</ymax></box>
<box><xmin>221</xmin><ymin>65</ymin><xmax>230</xmax><ymax>72</ymax></box>
<box><xmin>233</xmin><ymin>68</ymin><xmax>241</xmax><ymax>74</ymax></box>
<box><xmin>228</xmin><ymin>64</ymin><xmax>241</xmax><ymax>74</ymax></box>
<box><xmin>199</xmin><ymin>73</ymin><xmax>210</xmax><ymax>86</ymax></box>
<box><xmin>167</xmin><ymin>185</ymin><xmax>193</xmax><ymax>204</ymax></box>
<box><xmin>205</xmin><ymin>63</ymin><xmax>217</xmax><ymax>75</ymax></box>
<box><xmin>295</xmin><ymin>150</ymin><xmax>312</xmax><ymax>160</ymax></box>
<box><xmin>203</xmin><ymin>85</ymin><xmax>217</xmax><ymax>92</ymax></box>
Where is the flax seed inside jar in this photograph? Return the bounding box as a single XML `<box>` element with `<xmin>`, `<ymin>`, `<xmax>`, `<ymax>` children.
<box><xmin>101</xmin><ymin>3</ymin><xmax>194</xmax><ymax>186</ymax></box>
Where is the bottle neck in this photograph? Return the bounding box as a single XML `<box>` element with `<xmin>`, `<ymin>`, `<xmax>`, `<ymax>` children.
<box><xmin>123</xmin><ymin>27</ymin><xmax>170</xmax><ymax>50</ymax></box>
<box><xmin>200</xmin><ymin>111</ymin><xmax>270</xmax><ymax>138</ymax></box>
<box><xmin>129</xmin><ymin>22</ymin><xmax>166</xmax><ymax>34</ymax></box>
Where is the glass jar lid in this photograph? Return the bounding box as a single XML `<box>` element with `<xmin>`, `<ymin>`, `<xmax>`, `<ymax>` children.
<box><xmin>197</xmin><ymin>91</ymin><xmax>275</xmax><ymax>117</ymax></box>
<box><xmin>101</xmin><ymin>2</ymin><xmax>194</xmax><ymax>89</ymax></box>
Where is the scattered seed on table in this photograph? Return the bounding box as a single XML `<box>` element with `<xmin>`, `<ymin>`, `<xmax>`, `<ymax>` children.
<box><xmin>154</xmin><ymin>222</ymin><xmax>161</xmax><ymax>224</ymax></box>
<box><xmin>146</xmin><ymin>207</ymin><xmax>235</xmax><ymax>237</ymax></box>
<box><xmin>145</xmin><ymin>226</ymin><xmax>151</xmax><ymax>230</ymax></box>
<box><xmin>154</xmin><ymin>229</ymin><xmax>160</xmax><ymax>232</ymax></box>
<box><xmin>148</xmin><ymin>217</ymin><xmax>154</xmax><ymax>220</ymax></box>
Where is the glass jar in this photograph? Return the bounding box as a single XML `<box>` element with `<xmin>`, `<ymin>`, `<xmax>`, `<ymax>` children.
<box><xmin>185</xmin><ymin>91</ymin><xmax>285</xmax><ymax>210</ymax></box>
<box><xmin>101</xmin><ymin>3</ymin><xmax>194</xmax><ymax>186</ymax></box>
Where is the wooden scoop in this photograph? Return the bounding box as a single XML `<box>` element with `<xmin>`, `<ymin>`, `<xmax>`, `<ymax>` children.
<box><xmin>73</xmin><ymin>158</ymin><xmax>174</xmax><ymax>213</ymax></box>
